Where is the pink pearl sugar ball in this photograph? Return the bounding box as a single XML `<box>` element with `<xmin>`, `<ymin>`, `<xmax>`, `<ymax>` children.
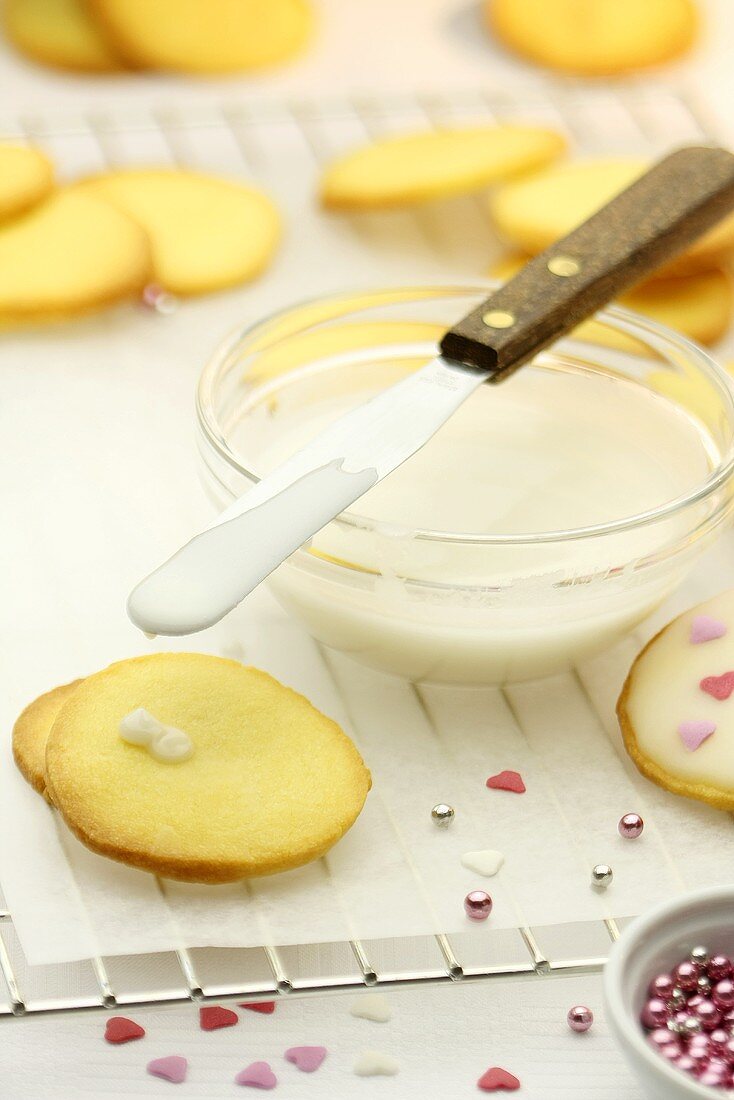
<box><xmin>640</xmin><ymin>999</ymin><xmax>671</xmax><ymax>1029</ymax></box>
<box><xmin>463</xmin><ymin>890</ymin><xmax>493</xmax><ymax>920</ymax></box>
<box><xmin>709</xmin><ymin>955</ymin><xmax>733</xmax><ymax>982</ymax></box>
<box><xmin>618</xmin><ymin>812</ymin><xmax>644</xmax><ymax>839</ymax></box>
<box><xmin>567</xmin><ymin>1005</ymin><xmax>593</xmax><ymax>1033</ymax></box>
<box><xmin>696</xmin><ymin>999</ymin><xmax>722</xmax><ymax>1031</ymax></box>
<box><xmin>713</xmin><ymin>979</ymin><xmax>734</xmax><ymax>1011</ymax></box>
<box><xmin>707</xmin><ymin>1028</ymin><xmax>731</xmax><ymax>1058</ymax></box>
<box><xmin>674</xmin><ymin>960</ymin><xmax>701</xmax><ymax>992</ymax></box>
<box><xmin>675</xmin><ymin>1054</ymin><xmax>698</xmax><ymax>1073</ymax></box>
<box><xmin>648</xmin><ymin>1027</ymin><xmax>678</xmax><ymax>1049</ymax></box>
<box><xmin>648</xmin><ymin>973</ymin><xmax>677</xmax><ymax>1001</ymax></box>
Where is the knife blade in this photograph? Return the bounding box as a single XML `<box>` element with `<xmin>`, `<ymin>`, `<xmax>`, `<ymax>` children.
<box><xmin>128</xmin><ymin>145</ymin><xmax>734</xmax><ymax>636</ymax></box>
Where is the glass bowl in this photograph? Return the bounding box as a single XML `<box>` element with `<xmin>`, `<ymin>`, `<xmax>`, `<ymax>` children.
<box><xmin>196</xmin><ymin>286</ymin><xmax>734</xmax><ymax>685</ymax></box>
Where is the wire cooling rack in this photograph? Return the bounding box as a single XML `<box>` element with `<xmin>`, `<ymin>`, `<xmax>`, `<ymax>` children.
<box><xmin>0</xmin><ymin>82</ymin><xmax>728</xmax><ymax>1017</ymax></box>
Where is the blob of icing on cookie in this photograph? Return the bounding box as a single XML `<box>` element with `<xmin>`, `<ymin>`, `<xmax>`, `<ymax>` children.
<box><xmin>119</xmin><ymin>708</ymin><xmax>193</xmax><ymax>763</ymax></box>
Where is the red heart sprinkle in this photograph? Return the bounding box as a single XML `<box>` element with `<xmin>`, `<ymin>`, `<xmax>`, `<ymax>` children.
<box><xmin>486</xmin><ymin>770</ymin><xmax>526</xmax><ymax>794</ymax></box>
<box><xmin>700</xmin><ymin>671</ymin><xmax>734</xmax><ymax>701</ymax></box>
<box><xmin>478</xmin><ymin>1066</ymin><xmax>521</xmax><ymax>1091</ymax></box>
<box><xmin>104</xmin><ymin>1016</ymin><xmax>145</xmax><ymax>1044</ymax></box>
<box><xmin>200</xmin><ymin>1005</ymin><xmax>239</xmax><ymax>1030</ymax></box>
<box><xmin>238</xmin><ymin>1002</ymin><xmax>276</xmax><ymax>1014</ymax></box>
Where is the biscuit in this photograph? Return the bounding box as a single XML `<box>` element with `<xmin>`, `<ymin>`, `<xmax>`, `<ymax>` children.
<box><xmin>320</xmin><ymin>126</ymin><xmax>566</xmax><ymax>210</ymax></box>
<box><xmin>76</xmin><ymin>170</ymin><xmax>280</xmax><ymax>295</ymax></box>
<box><xmin>45</xmin><ymin>653</ymin><xmax>371</xmax><ymax>883</ymax></box>
<box><xmin>489</xmin><ymin>159</ymin><xmax>734</xmax><ymax>279</ymax></box>
<box><xmin>4</xmin><ymin>0</ymin><xmax>125</xmax><ymax>72</ymax></box>
<box><xmin>486</xmin><ymin>0</ymin><xmax>698</xmax><ymax>76</ymax></box>
<box><xmin>0</xmin><ymin>144</ymin><xmax>54</xmax><ymax>221</ymax></box>
<box><xmin>12</xmin><ymin>680</ymin><xmax>83</xmax><ymax>801</ymax></box>
<box><xmin>0</xmin><ymin>189</ymin><xmax>151</xmax><ymax>322</ymax></box>
<box><xmin>88</xmin><ymin>0</ymin><xmax>312</xmax><ymax>73</ymax></box>
<box><xmin>491</xmin><ymin>254</ymin><xmax>733</xmax><ymax>347</ymax></box>
<box><xmin>618</xmin><ymin>591</ymin><xmax>734</xmax><ymax>811</ymax></box>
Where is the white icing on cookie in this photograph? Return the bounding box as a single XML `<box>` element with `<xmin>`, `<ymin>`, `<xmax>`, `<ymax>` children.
<box><xmin>350</xmin><ymin>993</ymin><xmax>392</xmax><ymax>1023</ymax></box>
<box><xmin>353</xmin><ymin>1051</ymin><xmax>399</xmax><ymax>1077</ymax></box>
<box><xmin>119</xmin><ymin>708</ymin><xmax>193</xmax><ymax>763</ymax></box>
<box><xmin>624</xmin><ymin>590</ymin><xmax>734</xmax><ymax>787</ymax></box>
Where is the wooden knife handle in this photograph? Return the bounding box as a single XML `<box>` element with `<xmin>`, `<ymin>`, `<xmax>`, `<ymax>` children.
<box><xmin>440</xmin><ymin>146</ymin><xmax>734</xmax><ymax>380</ymax></box>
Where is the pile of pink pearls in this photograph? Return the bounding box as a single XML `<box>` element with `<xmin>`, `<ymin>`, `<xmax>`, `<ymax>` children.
<box><xmin>642</xmin><ymin>945</ymin><xmax>734</xmax><ymax>1089</ymax></box>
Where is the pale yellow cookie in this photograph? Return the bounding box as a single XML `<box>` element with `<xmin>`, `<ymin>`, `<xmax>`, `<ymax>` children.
<box><xmin>320</xmin><ymin>126</ymin><xmax>566</xmax><ymax>211</ymax></box>
<box><xmin>0</xmin><ymin>189</ymin><xmax>151</xmax><ymax>322</ymax></box>
<box><xmin>486</xmin><ymin>0</ymin><xmax>698</xmax><ymax>76</ymax></box>
<box><xmin>76</xmin><ymin>170</ymin><xmax>280</xmax><ymax>295</ymax></box>
<box><xmin>12</xmin><ymin>680</ymin><xmax>83</xmax><ymax>801</ymax></box>
<box><xmin>489</xmin><ymin>159</ymin><xmax>734</xmax><ymax>279</ymax></box>
<box><xmin>618</xmin><ymin>591</ymin><xmax>734</xmax><ymax>810</ymax></box>
<box><xmin>491</xmin><ymin>254</ymin><xmax>733</xmax><ymax>347</ymax></box>
<box><xmin>0</xmin><ymin>144</ymin><xmax>54</xmax><ymax>222</ymax></box>
<box><xmin>45</xmin><ymin>654</ymin><xmax>371</xmax><ymax>883</ymax></box>
<box><xmin>3</xmin><ymin>0</ymin><xmax>125</xmax><ymax>72</ymax></box>
<box><xmin>87</xmin><ymin>0</ymin><xmax>312</xmax><ymax>73</ymax></box>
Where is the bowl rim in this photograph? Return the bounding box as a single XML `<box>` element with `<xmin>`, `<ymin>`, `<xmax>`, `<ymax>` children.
<box><xmin>197</xmin><ymin>284</ymin><xmax>734</xmax><ymax>547</ymax></box>
<box><xmin>603</xmin><ymin>884</ymin><xmax>734</xmax><ymax>1098</ymax></box>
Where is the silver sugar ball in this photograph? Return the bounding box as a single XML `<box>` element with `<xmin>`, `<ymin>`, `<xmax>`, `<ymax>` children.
<box><xmin>666</xmin><ymin>1018</ymin><xmax>683</xmax><ymax>1035</ymax></box>
<box><xmin>431</xmin><ymin>803</ymin><xmax>455</xmax><ymax>828</ymax></box>
<box><xmin>681</xmin><ymin>1015</ymin><xmax>702</xmax><ymax>1037</ymax></box>
<box><xmin>691</xmin><ymin>945</ymin><xmax>710</xmax><ymax>966</ymax></box>
<box><xmin>698</xmin><ymin>975</ymin><xmax>712</xmax><ymax>993</ymax></box>
<box><xmin>670</xmin><ymin>989</ymin><xmax>687</xmax><ymax>1011</ymax></box>
<box><xmin>591</xmin><ymin>863</ymin><xmax>613</xmax><ymax>889</ymax></box>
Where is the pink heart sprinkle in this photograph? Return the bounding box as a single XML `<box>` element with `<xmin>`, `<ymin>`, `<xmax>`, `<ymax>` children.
<box><xmin>235</xmin><ymin>1061</ymin><xmax>277</xmax><ymax>1089</ymax></box>
<box><xmin>691</xmin><ymin>615</ymin><xmax>727</xmax><ymax>645</ymax></box>
<box><xmin>478</xmin><ymin>1066</ymin><xmax>521</xmax><ymax>1091</ymax></box>
<box><xmin>700</xmin><ymin>671</ymin><xmax>734</xmax><ymax>701</ymax></box>
<box><xmin>486</xmin><ymin>770</ymin><xmax>525</xmax><ymax>794</ymax></box>
<box><xmin>199</xmin><ymin>1005</ymin><xmax>238</xmax><ymax>1030</ymax></box>
<box><xmin>147</xmin><ymin>1056</ymin><xmax>187</xmax><ymax>1084</ymax></box>
<box><xmin>678</xmin><ymin>720</ymin><xmax>716</xmax><ymax>751</ymax></box>
<box><xmin>285</xmin><ymin>1046</ymin><xmax>327</xmax><ymax>1073</ymax></box>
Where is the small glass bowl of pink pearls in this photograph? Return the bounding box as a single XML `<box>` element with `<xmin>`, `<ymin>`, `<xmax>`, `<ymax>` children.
<box><xmin>605</xmin><ymin>886</ymin><xmax>734</xmax><ymax>1099</ymax></box>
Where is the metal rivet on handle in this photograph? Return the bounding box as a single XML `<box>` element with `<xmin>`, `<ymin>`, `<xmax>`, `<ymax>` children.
<box><xmin>482</xmin><ymin>309</ymin><xmax>515</xmax><ymax>329</ymax></box>
<box><xmin>547</xmin><ymin>255</ymin><xmax>581</xmax><ymax>277</ymax></box>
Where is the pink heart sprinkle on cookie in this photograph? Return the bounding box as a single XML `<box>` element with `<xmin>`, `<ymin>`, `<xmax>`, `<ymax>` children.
<box><xmin>200</xmin><ymin>1005</ymin><xmax>238</xmax><ymax>1031</ymax></box>
<box><xmin>147</xmin><ymin>1056</ymin><xmax>187</xmax><ymax>1084</ymax></box>
<box><xmin>486</xmin><ymin>770</ymin><xmax>525</xmax><ymax>794</ymax></box>
<box><xmin>235</xmin><ymin>1061</ymin><xmax>277</xmax><ymax>1089</ymax></box>
<box><xmin>678</xmin><ymin>720</ymin><xmax>716</xmax><ymax>751</ymax></box>
<box><xmin>104</xmin><ymin>1016</ymin><xmax>145</xmax><ymax>1044</ymax></box>
<box><xmin>239</xmin><ymin>1001</ymin><xmax>276</xmax><ymax>1014</ymax></box>
<box><xmin>478</xmin><ymin>1066</ymin><xmax>521</xmax><ymax>1091</ymax></box>
<box><xmin>285</xmin><ymin>1046</ymin><xmax>327</xmax><ymax>1073</ymax></box>
<box><xmin>691</xmin><ymin>615</ymin><xmax>727</xmax><ymax>644</ymax></box>
<box><xmin>700</xmin><ymin>671</ymin><xmax>734</xmax><ymax>701</ymax></box>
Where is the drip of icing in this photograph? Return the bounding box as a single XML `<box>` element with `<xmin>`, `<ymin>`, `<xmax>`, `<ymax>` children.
<box><xmin>119</xmin><ymin>708</ymin><xmax>193</xmax><ymax>763</ymax></box>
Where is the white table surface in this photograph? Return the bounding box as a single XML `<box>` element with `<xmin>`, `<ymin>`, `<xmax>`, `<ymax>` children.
<box><xmin>2</xmin><ymin>1</ymin><xmax>734</xmax><ymax>1096</ymax></box>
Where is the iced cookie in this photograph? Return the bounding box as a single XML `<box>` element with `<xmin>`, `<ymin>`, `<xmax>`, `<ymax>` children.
<box><xmin>75</xmin><ymin>170</ymin><xmax>280</xmax><ymax>295</ymax></box>
<box><xmin>489</xmin><ymin>159</ymin><xmax>734</xmax><ymax>279</ymax></box>
<box><xmin>0</xmin><ymin>144</ymin><xmax>54</xmax><ymax>222</ymax></box>
<box><xmin>88</xmin><ymin>0</ymin><xmax>311</xmax><ymax>73</ymax></box>
<box><xmin>0</xmin><ymin>189</ymin><xmax>151</xmax><ymax>322</ymax></box>
<box><xmin>491</xmin><ymin>254</ymin><xmax>733</xmax><ymax>348</ymax></box>
<box><xmin>4</xmin><ymin>0</ymin><xmax>125</xmax><ymax>73</ymax></box>
<box><xmin>486</xmin><ymin>0</ymin><xmax>698</xmax><ymax>77</ymax></box>
<box><xmin>320</xmin><ymin>126</ymin><xmax>565</xmax><ymax>211</ymax></box>
<box><xmin>617</xmin><ymin>591</ymin><xmax>734</xmax><ymax>810</ymax></box>
<box><xmin>45</xmin><ymin>653</ymin><xmax>371</xmax><ymax>882</ymax></box>
<box><xmin>12</xmin><ymin>680</ymin><xmax>83</xmax><ymax>801</ymax></box>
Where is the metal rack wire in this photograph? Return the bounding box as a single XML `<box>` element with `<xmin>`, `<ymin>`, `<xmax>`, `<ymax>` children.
<box><xmin>0</xmin><ymin>83</ymin><xmax>723</xmax><ymax>1018</ymax></box>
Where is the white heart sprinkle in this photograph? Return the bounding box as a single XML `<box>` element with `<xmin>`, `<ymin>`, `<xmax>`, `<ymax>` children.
<box><xmin>353</xmin><ymin>1051</ymin><xmax>399</xmax><ymax>1077</ymax></box>
<box><xmin>460</xmin><ymin>849</ymin><xmax>505</xmax><ymax>877</ymax></box>
<box><xmin>350</xmin><ymin>993</ymin><xmax>392</xmax><ymax>1023</ymax></box>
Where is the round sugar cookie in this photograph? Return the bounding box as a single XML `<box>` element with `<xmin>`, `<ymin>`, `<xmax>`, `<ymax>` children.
<box><xmin>0</xmin><ymin>144</ymin><xmax>53</xmax><ymax>221</ymax></box>
<box><xmin>486</xmin><ymin>0</ymin><xmax>698</xmax><ymax>76</ymax></box>
<box><xmin>320</xmin><ymin>126</ymin><xmax>566</xmax><ymax>211</ymax></box>
<box><xmin>45</xmin><ymin>654</ymin><xmax>371</xmax><ymax>883</ymax></box>
<box><xmin>4</xmin><ymin>0</ymin><xmax>125</xmax><ymax>73</ymax></box>
<box><xmin>0</xmin><ymin>189</ymin><xmax>151</xmax><ymax>321</ymax></box>
<box><xmin>618</xmin><ymin>591</ymin><xmax>734</xmax><ymax>810</ymax></box>
<box><xmin>87</xmin><ymin>0</ymin><xmax>311</xmax><ymax>73</ymax></box>
<box><xmin>12</xmin><ymin>680</ymin><xmax>83</xmax><ymax>801</ymax></box>
<box><xmin>76</xmin><ymin>170</ymin><xmax>280</xmax><ymax>295</ymax></box>
<box><xmin>491</xmin><ymin>255</ymin><xmax>733</xmax><ymax>347</ymax></box>
<box><xmin>489</xmin><ymin>159</ymin><xmax>734</xmax><ymax>279</ymax></box>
